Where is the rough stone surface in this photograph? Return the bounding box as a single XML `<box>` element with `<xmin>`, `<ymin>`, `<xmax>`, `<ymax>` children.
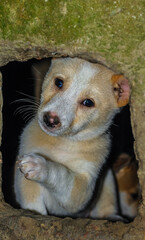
<box><xmin>0</xmin><ymin>0</ymin><xmax>145</xmax><ymax>239</ymax></box>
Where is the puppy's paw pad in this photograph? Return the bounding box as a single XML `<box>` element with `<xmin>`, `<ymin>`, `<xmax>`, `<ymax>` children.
<box><xmin>18</xmin><ymin>153</ymin><xmax>46</xmax><ymax>181</ymax></box>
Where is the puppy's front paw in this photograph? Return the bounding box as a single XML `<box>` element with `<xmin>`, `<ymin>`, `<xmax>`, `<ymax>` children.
<box><xmin>18</xmin><ymin>153</ymin><xmax>47</xmax><ymax>182</ymax></box>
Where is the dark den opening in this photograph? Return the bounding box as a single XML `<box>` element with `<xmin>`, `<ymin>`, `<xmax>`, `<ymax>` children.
<box><xmin>0</xmin><ymin>59</ymin><xmax>138</xmax><ymax>221</ymax></box>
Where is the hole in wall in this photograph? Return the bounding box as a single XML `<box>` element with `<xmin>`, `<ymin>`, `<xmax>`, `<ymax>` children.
<box><xmin>0</xmin><ymin>57</ymin><xmax>140</xmax><ymax>221</ymax></box>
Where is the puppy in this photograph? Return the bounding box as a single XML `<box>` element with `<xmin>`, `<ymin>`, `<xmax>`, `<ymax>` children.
<box><xmin>14</xmin><ymin>57</ymin><xmax>130</xmax><ymax>218</ymax></box>
<box><xmin>113</xmin><ymin>153</ymin><xmax>140</xmax><ymax>220</ymax></box>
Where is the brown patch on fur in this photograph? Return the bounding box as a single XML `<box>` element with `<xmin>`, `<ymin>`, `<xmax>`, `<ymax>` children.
<box><xmin>117</xmin><ymin>164</ymin><xmax>138</xmax><ymax>191</ymax></box>
<box><xmin>113</xmin><ymin>153</ymin><xmax>140</xmax><ymax>216</ymax></box>
<box><xmin>111</xmin><ymin>75</ymin><xmax>130</xmax><ymax>107</ymax></box>
<box><xmin>70</xmin><ymin>174</ymin><xmax>89</xmax><ymax>211</ymax></box>
<box><xmin>113</xmin><ymin>153</ymin><xmax>140</xmax><ymax>207</ymax></box>
<box><xmin>113</xmin><ymin>153</ymin><xmax>132</xmax><ymax>172</ymax></box>
<box><xmin>21</xmin><ymin>177</ymin><xmax>41</xmax><ymax>203</ymax></box>
<box><xmin>113</xmin><ymin>153</ymin><xmax>139</xmax><ymax>191</ymax></box>
<box><xmin>41</xmin><ymin>93</ymin><xmax>56</xmax><ymax>109</ymax></box>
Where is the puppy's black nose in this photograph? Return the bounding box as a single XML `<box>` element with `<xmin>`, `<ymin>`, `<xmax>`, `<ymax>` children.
<box><xmin>43</xmin><ymin>112</ymin><xmax>61</xmax><ymax>128</ymax></box>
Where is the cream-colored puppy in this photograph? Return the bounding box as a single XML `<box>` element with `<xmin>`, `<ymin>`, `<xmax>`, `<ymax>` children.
<box><xmin>14</xmin><ymin>57</ymin><xmax>130</xmax><ymax>219</ymax></box>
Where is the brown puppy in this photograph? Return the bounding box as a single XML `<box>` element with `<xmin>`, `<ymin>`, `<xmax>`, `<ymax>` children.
<box><xmin>113</xmin><ymin>153</ymin><xmax>140</xmax><ymax>219</ymax></box>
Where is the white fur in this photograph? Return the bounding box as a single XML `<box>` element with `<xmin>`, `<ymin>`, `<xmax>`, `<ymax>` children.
<box><xmin>89</xmin><ymin>169</ymin><xmax>118</xmax><ymax>218</ymax></box>
<box><xmin>119</xmin><ymin>192</ymin><xmax>137</xmax><ymax>218</ymax></box>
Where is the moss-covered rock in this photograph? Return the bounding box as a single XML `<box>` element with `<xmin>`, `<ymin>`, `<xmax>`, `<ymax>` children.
<box><xmin>0</xmin><ymin>0</ymin><xmax>145</xmax><ymax>239</ymax></box>
<box><xmin>0</xmin><ymin>0</ymin><xmax>145</xmax><ymax>96</ymax></box>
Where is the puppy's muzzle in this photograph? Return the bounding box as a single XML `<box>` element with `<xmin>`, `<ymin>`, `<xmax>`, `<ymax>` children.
<box><xmin>43</xmin><ymin>112</ymin><xmax>61</xmax><ymax>129</ymax></box>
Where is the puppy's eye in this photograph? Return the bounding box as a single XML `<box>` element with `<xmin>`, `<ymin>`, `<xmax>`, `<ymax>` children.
<box><xmin>81</xmin><ymin>99</ymin><xmax>95</xmax><ymax>107</ymax></box>
<box><xmin>55</xmin><ymin>78</ymin><xmax>63</xmax><ymax>89</ymax></box>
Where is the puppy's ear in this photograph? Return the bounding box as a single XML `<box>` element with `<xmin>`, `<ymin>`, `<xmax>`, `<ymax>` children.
<box><xmin>111</xmin><ymin>74</ymin><xmax>130</xmax><ymax>107</ymax></box>
<box><xmin>113</xmin><ymin>153</ymin><xmax>132</xmax><ymax>173</ymax></box>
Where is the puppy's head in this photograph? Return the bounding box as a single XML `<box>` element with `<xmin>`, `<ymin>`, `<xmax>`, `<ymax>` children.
<box><xmin>38</xmin><ymin>58</ymin><xmax>130</xmax><ymax>140</ymax></box>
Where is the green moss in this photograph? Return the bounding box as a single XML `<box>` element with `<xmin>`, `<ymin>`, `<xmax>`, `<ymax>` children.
<box><xmin>0</xmin><ymin>0</ymin><xmax>144</xmax><ymax>50</ymax></box>
<box><xmin>0</xmin><ymin>0</ymin><xmax>145</xmax><ymax>104</ymax></box>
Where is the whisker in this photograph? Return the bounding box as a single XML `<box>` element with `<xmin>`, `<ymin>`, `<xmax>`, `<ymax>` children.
<box><xmin>10</xmin><ymin>91</ymin><xmax>40</xmax><ymax>106</ymax></box>
<box><xmin>14</xmin><ymin>108</ymin><xmax>37</xmax><ymax>116</ymax></box>
<box><xmin>16</xmin><ymin>91</ymin><xmax>40</xmax><ymax>101</ymax></box>
<box><xmin>15</xmin><ymin>109</ymin><xmax>38</xmax><ymax>115</ymax></box>
<box><xmin>24</xmin><ymin>77</ymin><xmax>43</xmax><ymax>81</ymax></box>
<box><xmin>14</xmin><ymin>109</ymin><xmax>36</xmax><ymax>117</ymax></box>
<box><xmin>11</xmin><ymin>98</ymin><xmax>40</xmax><ymax>106</ymax></box>
<box><xmin>14</xmin><ymin>105</ymin><xmax>38</xmax><ymax>112</ymax></box>
<box><xmin>12</xmin><ymin>91</ymin><xmax>40</xmax><ymax>122</ymax></box>
<box><xmin>22</xmin><ymin>112</ymin><xmax>35</xmax><ymax>119</ymax></box>
<box><xmin>15</xmin><ymin>104</ymin><xmax>38</xmax><ymax>109</ymax></box>
<box><xmin>112</xmin><ymin>123</ymin><xmax>119</xmax><ymax>127</ymax></box>
<box><xmin>16</xmin><ymin>105</ymin><xmax>38</xmax><ymax>109</ymax></box>
<box><xmin>21</xmin><ymin>112</ymin><xmax>36</xmax><ymax>123</ymax></box>
<box><xmin>32</xmin><ymin>65</ymin><xmax>46</xmax><ymax>78</ymax></box>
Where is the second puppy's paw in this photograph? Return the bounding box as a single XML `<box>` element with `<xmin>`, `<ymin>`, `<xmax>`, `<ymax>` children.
<box><xmin>18</xmin><ymin>153</ymin><xmax>47</xmax><ymax>182</ymax></box>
